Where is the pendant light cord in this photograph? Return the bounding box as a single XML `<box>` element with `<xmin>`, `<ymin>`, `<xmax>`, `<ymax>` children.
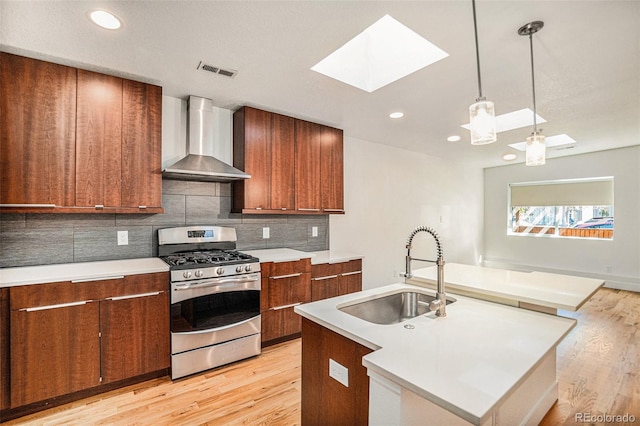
<box><xmin>472</xmin><ymin>0</ymin><xmax>483</xmax><ymax>100</ymax></box>
<box><xmin>529</xmin><ymin>32</ymin><xmax>538</xmax><ymax>132</ymax></box>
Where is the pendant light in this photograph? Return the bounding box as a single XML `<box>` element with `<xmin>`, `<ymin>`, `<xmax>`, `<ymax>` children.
<box><xmin>469</xmin><ymin>0</ymin><xmax>496</xmax><ymax>145</ymax></box>
<box><xmin>518</xmin><ymin>21</ymin><xmax>545</xmax><ymax>166</ymax></box>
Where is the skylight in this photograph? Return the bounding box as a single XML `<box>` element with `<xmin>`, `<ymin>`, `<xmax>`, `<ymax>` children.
<box><xmin>508</xmin><ymin>134</ymin><xmax>577</xmax><ymax>151</ymax></box>
<box><xmin>311</xmin><ymin>15</ymin><xmax>449</xmax><ymax>93</ymax></box>
<box><xmin>461</xmin><ymin>108</ymin><xmax>546</xmax><ymax>133</ymax></box>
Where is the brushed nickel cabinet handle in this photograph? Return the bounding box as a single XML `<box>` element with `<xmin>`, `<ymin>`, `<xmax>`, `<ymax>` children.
<box><xmin>271</xmin><ymin>302</ymin><xmax>302</xmax><ymax>311</ymax></box>
<box><xmin>0</xmin><ymin>203</ymin><xmax>55</xmax><ymax>208</ymax></box>
<box><xmin>311</xmin><ymin>275</ymin><xmax>339</xmax><ymax>281</ymax></box>
<box><xmin>72</xmin><ymin>275</ymin><xmax>125</xmax><ymax>283</ymax></box>
<box><xmin>341</xmin><ymin>271</ymin><xmax>362</xmax><ymax>277</ymax></box>
<box><xmin>298</xmin><ymin>208</ymin><xmax>320</xmax><ymax>211</ymax></box>
<box><xmin>271</xmin><ymin>273</ymin><xmax>302</xmax><ymax>280</ymax></box>
<box><xmin>106</xmin><ymin>291</ymin><xmax>161</xmax><ymax>301</ymax></box>
<box><xmin>21</xmin><ymin>300</ymin><xmax>90</xmax><ymax>312</ymax></box>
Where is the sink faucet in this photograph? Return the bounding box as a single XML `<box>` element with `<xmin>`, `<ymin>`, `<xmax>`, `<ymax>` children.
<box><xmin>402</xmin><ymin>226</ymin><xmax>446</xmax><ymax>317</ymax></box>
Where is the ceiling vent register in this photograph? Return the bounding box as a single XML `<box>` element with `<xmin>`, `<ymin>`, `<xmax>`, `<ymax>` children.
<box><xmin>197</xmin><ymin>61</ymin><xmax>237</xmax><ymax>78</ymax></box>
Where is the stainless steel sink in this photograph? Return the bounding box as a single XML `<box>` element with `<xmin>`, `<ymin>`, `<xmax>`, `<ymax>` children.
<box><xmin>338</xmin><ymin>290</ymin><xmax>455</xmax><ymax>325</ymax></box>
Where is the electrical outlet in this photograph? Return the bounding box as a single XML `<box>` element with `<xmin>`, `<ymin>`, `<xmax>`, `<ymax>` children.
<box><xmin>329</xmin><ymin>358</ymin><xmax>349</xmax><ymax>387</ymax></box>
<box><xmin>311</xmin><ymin>226</ymin><xmax>318</xmax><ymax>237</ymax></box>
<box><xmin>262</xmin><ymin>227</ymin><xmax>270</xmax><ymax>239</ymax></box>
<box><xmin>117</xmin><ymin>230</ymin><xmax>128</xmax><ymax>246</ymax></box>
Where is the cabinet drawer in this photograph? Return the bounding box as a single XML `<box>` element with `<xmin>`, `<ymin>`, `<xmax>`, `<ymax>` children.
<box><xmin>342</xmin><ymin>259</ymin><xmax>362</xmax><ymax>274</ymax></box>
<box><xmin>263</xmin><ymin>258</ymin><xmax>311</xmax><ymax>277</ymax></box>
<box><xmin>267</xmin><ymin>273</ymin><xmax>311</xmax><ymax>308</ymax></box>
<box><xmin>9</xmin><ymin>272</ymin><xmax>169</xmax><ymax>310</ymax></box>
<box><xmin>10</xmin><ymin>280</ymin><xmax>117</xmax><ymax>310</ymax></box>
<box><xmin>311</xmin><ymin>262</ymin><xmax>342</xmax><ymax>278</ymax></box>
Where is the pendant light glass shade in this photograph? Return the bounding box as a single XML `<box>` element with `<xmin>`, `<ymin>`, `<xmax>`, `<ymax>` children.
<box><xmin>519</xmin><ymin>21</ymin><xmax>545</xmax><ymax>166</ymax></box>
<box><xmin>469</xmin><ymin>99</ymin><xmax>497</xmax><ymax>145</ymax></box>
<box><xmin>469</xmin><ymin>0</ymin><xmax>496</xmax><ymax>145</ymax></box>
<box><xmin>526</xmin><ymin>131</ymin><xmax>546</xmax><ymax>165</ymax></box>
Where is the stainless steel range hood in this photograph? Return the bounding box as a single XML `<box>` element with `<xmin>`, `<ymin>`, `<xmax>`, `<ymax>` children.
<box><xmin>163</xmin><ymin>96</ymin><xmax>250</xmax><ymax>182</ymax></box>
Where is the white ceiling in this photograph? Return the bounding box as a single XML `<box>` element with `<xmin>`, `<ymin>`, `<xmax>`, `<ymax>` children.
<box><xmin>2</xmin><ymin>1</ymin><xmax>639</xmax><ymax>168</ymax></box>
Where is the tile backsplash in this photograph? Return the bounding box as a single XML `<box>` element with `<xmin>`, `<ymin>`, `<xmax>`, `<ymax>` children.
<box><xmin>0</xmin><ymin>180</ymin><xmax>329</xmax><ymax>268</ymax></box>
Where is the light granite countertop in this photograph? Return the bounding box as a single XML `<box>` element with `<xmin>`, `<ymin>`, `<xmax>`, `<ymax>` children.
<box><xmin>407</xmin><ymin>262</ymin><xmax>604</xmax><ymax>311</ymax></box>
<box><xmin>0</xmin><ymin>258</ymin><xmax>169</xmax><ymax>288</ymax></box>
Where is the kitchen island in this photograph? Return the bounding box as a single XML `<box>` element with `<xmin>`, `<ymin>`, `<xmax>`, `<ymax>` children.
<box><xmin>295</xmin><ymin>283</ymin><xmax>576</xmax><ymax>425</ymax></box>
<box><xmin>407</xmin><ymin>262</ymin><xmax>603</xmax><ymax>314</ymax></box>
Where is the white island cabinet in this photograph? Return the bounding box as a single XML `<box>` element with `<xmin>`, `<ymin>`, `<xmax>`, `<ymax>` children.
<box><xmin>295</xmin><ymin>283</ymin><xmax>576</xmax><ymax>425</ymax></box>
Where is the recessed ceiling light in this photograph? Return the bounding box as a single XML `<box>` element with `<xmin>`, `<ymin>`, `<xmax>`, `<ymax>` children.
<box><xmin>508</xmin><ymin>134</ymin><xmax>576</xmax><ymax>151</ymax></box>
<box><xmin>502</xmin><ymin>153</ymin><xmax>517</xmax><ymax>161</ymax></box>
<box><xmin>89</xmin><ymin>10</ymin><xmax>122</xmax><ymax>30</ymax></box>
<box><xmin>447</xmin><ymin>135</ymin><xmax>461</xmax><ymax>142</ymax></box>
<box><xmin>461</xmin><ymin>108</ymin><xmax>546</xmax><ymax>133</ymax></box>
<box><xmin>389</xmin><ymin>112</ymin><xmax>404</xmax><ymax>119</ymax></box>
<box><xmin>311</xmin><ymin>14</ymin><xmax>449</xmax><ymax>93</ymax></box>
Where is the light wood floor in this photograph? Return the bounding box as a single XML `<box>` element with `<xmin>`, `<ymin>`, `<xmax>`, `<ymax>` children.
<box><xmin>4</xmin><ymin>288</ymin><xmax>639</xmax><ymax>425</ymax></box>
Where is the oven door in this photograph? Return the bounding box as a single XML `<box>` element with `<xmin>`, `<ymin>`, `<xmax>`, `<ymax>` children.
<box><xmin>170</xmin><ymin>273</ymin><xmax>261</xmax><ymax>354</ymax></box>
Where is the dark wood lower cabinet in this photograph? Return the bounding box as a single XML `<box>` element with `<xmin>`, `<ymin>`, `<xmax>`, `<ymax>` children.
<box><xmin>0</xmin><ymin>288</ymin><xmax>10</xmax><ymax>410</ymax></box>
<box><xmin>3</xmin><ymin>272</ymin><xmax>170</xmax><ymax>418</ymax></box>
<box><xmin>100</xmin><ymin>291</ymin><xmax>169</xmax><ymax>384</ymax></box>
<box><xmin>10</xmin><ymin>302</ymin><xmax>101</xmax><ymax>407</ymax></box>
<box><xmin>311</xmin><ymin>259</ymin><xmax>362</xmax><ymax>302</ymax></box>
<box><xmin>301</xmin><ymin>318</ymin><xmax>372</xmax><ymax>426</ymax></box>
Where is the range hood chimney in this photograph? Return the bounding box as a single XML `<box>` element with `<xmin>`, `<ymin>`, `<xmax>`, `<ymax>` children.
<box><xmin>162</xmin><ymin>96</ymin><xmax>250</xmax><ymax>182</ymax></box>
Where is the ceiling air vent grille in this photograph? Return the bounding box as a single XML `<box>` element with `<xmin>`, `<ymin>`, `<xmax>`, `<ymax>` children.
<box><xmin>197</xmin><ymin>61</ymin><xmax>237</xmax><ymax>78</ymax></box>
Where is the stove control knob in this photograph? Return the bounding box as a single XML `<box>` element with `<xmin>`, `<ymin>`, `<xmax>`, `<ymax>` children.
<box><xmin>195</xmin><ymin>270</ymin><xmax>204</xmax><ymax>278</ymax></box>
<box><xmin>216</xmin><ymin>267</ymin><xmax>225</xmax><ymax>276</ymax></box>
<box><xmin>245</xmin><ymin>265</ymin><xmax>252</xmax><ymax>272</ymax></box>
<box><xmin>183</xmin><ymin>271</ymin><xmax>192</xmax><ymax>279</ymax></box>
<box><xmin>236</xmin><ymin>266</ymin><xmax>244</xmax><ymax>273</ymax></box>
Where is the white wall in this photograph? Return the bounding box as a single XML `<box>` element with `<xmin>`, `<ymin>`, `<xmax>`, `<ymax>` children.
<box><xmin>484</xmin><ymin>146</ymin><xmax>640</xmax><ymax>291</ymax></box>
<box><xmin>330</xmin><ymin>137</ymin><xmax>484</xmax><ymax>290</ymax></box>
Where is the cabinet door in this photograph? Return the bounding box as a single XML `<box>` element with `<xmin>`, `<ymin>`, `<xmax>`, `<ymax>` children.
<box><xmin>236</xmin><ymin>107</ymin><xmax>272</xmax><ymax>210</ymax></box>
<box><xmin>0</xmin><ymin>53</ymin><xmax>76</xmax><ymax>207</ymax></box>
<box><xmin>121</xmin><ymin>79</ymin><xmax>163</xmax><ymax>209</ymax></box>
<box><xmin>320</xmin><ymin>126</ymin><xmax>344</xmax><ymax>213</ymax></box>
<box><xmin>0</xmin><ymin>289</ymin><xmax>8</xmax><ymax>410</ymax></box>
<box><xmin>10</xmin><ymin>301</ymin><xmax>100</xmax><ymax>407</ymax></box>
<box><xmin>76</xmin><ymin>70</ymin><xmax>123</xmax><ymax>208</ymax></box>
<box><xmin>295</xmin><ymin>120</ymin><xmax>322</xmax><ymax>212</ymax></box>
<box><xmin>301</xmin><ymin>318</ymin><xmax>372</xmax><ymax>425</ymax></box>
<box><xmin>340</xmin><ymin>271</ymin><xmax>362</xmax><ymax>296</ymax></box>
<box><xmin>100</xmin><ymin>291</ymin><xmax>170</xmax><ymax>384</ymax></box>
<box><xmin>271</xmin><ymin>113</ymin><xmax>295</xmax><ymax>211</ymax></box>
<box><xmin>267</xmin><ymin>273</ymin><xmax>311</xmax><ymax>308</ymax></box>
<box><xmin>311</xmin><ymin>275</ymin><xmax>341</xmax><ymax>301</ymax></box>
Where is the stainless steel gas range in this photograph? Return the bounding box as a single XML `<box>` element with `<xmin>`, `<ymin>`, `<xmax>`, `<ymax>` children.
<box><xmin>158</xmin><ymin>226</ymin><xmax>261</xmax><ymax>380</ymax></box>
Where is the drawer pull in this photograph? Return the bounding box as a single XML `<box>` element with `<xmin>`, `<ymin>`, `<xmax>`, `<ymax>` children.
<box><xmin>298</xmin><ymin>208</ymin><xmax>320</xmax><ymax>211</ymax></box>
<box><xmin>341</xmin><ymin>271</ymin><xmax>362</xmax><ymax>277</ymax></box>
<box><xmin>72</xmin><ymin>275</ymin><xmax>125</xmax><ymax>283</ymax></box>
<box><xmin>95</xmin><ymin>204</ymin><xmax>105</xmax><ymax>209</ymax></box>
<box><xmin>106</xmin><ymin>291</ymin><xmax>161</xmax><ymax>301</ymax></box>
<box><xmin>138</xmin><ymin>205</ymin><xmax>147</xmax><ymax>209</ymax></box>
<box><xmin>271</xmin><ymin>302</ymin><xmax>302</xmax><ymax>311</ymax></box>
<box><xmin>0</xmin><ymin>203</ymin><xmax>55</xmax><ymax>208</ymax></box>
<box><xmin>281</xmin><ymin>207</ymin><xmax>287</xmax><ymax>210</ymax></box>
<box><xmin>323</xmin><ymin>209</ymin><xmax>344</xmax><ymax>212</ymax></box>
<box><xmin>255</xmin><ymin>207</ymin><xmax>263</xmax><ymax>210</ymax></box>
<box><xmin>271</xmin><ymin>273</ymin><xmax>302</xmax><ymax>280</ymax></box>
<box><xmin>273</xmin><ymin>258</ymin><xmax>301</xmax><ymax>264</ymax></box>
<box><xmin>21</xmin><ymin>300</ymin><xmax>89</xmax><ymax>312</ymax></box>
<box><xmin>311</xmin><ymin>275</ymin><xmax>339</xmax><ymax>281</ymax></box>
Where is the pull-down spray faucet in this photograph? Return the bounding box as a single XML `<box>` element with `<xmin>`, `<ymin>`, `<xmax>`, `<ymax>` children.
<box><xmin>403</xmin><ymin>226</ymin><xmax>446</xmax><ymax>317</ymax></box>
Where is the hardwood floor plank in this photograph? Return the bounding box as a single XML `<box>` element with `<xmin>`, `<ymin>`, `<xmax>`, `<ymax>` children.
<box><xmin>3</xmin><ymin>288</ymin><xmax>638</xmax><ymax>425</ymax></box>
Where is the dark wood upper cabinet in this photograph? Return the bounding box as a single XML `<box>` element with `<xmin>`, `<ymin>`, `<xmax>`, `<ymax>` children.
<box><xmin>76</xmin><ymin>70</ymin><xmax>123</xmax><ymax>207</ymax></box>
<box><xmin>121</xmin><ymin>79</ymin><xmax>163</xmax><ymax>210</ymax></box>
<box><xmin>295</xmin><ymin>120</ymin><xmax>322</xmax><ymax>212</ymax></box>
<box><xmin>0</xmin><ymin>53</ymin><xmax>163</xmax><ymax>214</ymax></box>
<box><xmin>233</xmin><ymin>105</ymin><xmax>343</xmax><ymax>215</ymax></box>
<box><xmin>0</xmin><ymin>52</ymin><xmax>77</xmax><ymax>207</ymax></box>
<box><xmin>320</xmin><ymin>126</ymin><xmax>344</xmax><ymax>213</ymax></box>
<box><xmin>233</xmin><ymin>107</ymin><xmax>295</xmax><ymax>213</ymax></box>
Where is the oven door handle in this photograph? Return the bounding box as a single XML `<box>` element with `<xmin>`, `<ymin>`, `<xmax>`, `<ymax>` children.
<box><xmin>173</xmin><ymin>276</ymin><xmax>260</xmax><ymax>291</ymax></box>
